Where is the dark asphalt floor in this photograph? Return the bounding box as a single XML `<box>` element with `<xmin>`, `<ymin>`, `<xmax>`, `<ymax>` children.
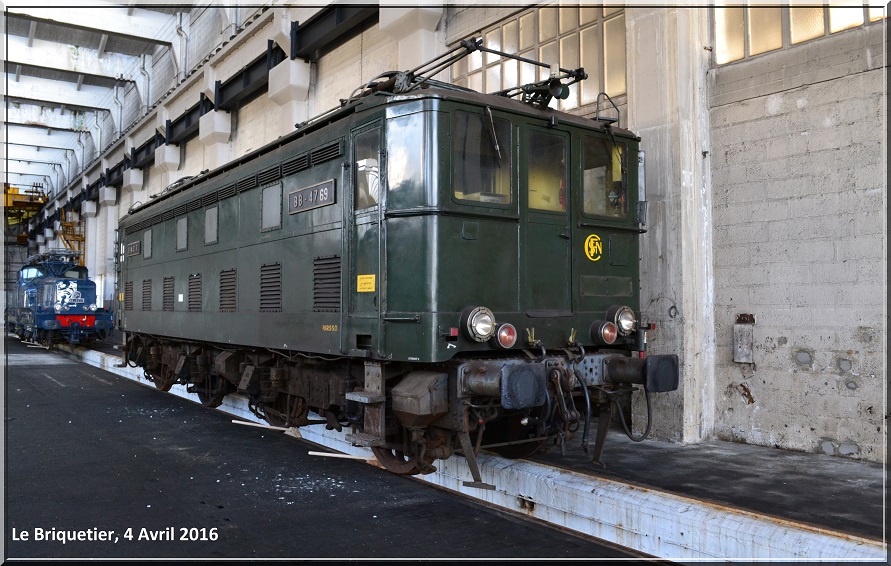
<box><xmin>4</xmin><ymin>337</ymin><xmax>640</xmax><ymax>560</ymax></box>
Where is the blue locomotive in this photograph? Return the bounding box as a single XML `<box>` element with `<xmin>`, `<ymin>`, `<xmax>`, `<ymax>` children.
<box><xmin>7</xmin><ymin>249</ymin><xmax>113</xmax><ymax>347</ymax></box>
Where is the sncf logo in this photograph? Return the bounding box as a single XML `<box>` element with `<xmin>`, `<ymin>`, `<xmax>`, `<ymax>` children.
<box><xmin>584</xmin><ymin>234</ymin><xmax>603</xmax><ymax>262</ymax></box>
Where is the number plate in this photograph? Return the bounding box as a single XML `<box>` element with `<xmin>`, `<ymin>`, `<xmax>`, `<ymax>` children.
<box><xmin>289</xmin><ymin>179</ymin><xmax>336</xmax><ymax>214</ymax></box>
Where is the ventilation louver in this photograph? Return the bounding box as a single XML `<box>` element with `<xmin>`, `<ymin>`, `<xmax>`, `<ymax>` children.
<box><xmin>259</xmin><ymin>263</ymin><xmax>282</xmax><ymax>312</ymax></box>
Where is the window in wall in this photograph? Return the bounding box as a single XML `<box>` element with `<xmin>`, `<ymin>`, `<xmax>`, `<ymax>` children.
<box><xmin>715</xmin><ymin>4</ymin><xmax>885</xmax><ymax>65</ymax></box>
<box><xmin>176</xmin><ymin>217</ymin><xmax>187</xmax><ymax>251</ymax></box>
<box><xmin>451</xmin><ymin>7</ymin><xmax>626</xmax><ymax>109</ymax></box>
<box><xmin>143</xmin><ymin>229</ymin><xmax>152</xmax><ymax>259</ymax></box>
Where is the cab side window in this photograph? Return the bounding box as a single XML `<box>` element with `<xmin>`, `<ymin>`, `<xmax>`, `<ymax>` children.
<box><xmin>354</xmin><ymin>128</ymin><xmax>381</xmax><ymax>210</ymax></box>
<box><xmin>582</xmin><ymin>136</ymin><xmax>627</xmax><ymax>219</ymax></box>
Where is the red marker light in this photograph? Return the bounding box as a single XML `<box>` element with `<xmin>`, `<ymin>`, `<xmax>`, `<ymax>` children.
<box><xmin>495</xmin><ymin>323</ymin><xmax>518</xmax><ymax>349</ymax></box>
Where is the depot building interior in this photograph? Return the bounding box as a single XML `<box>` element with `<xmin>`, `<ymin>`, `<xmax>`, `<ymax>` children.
<box><xmin>4</xmin><ymin>4</ymin><xmax>885</xmax><ymax>468</ymax></box>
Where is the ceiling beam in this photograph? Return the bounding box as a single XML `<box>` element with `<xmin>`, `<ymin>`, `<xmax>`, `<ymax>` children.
<box><xmin>97</xmin><ymin>33</ymin><xmax>109</xmax><ymax>58</ymax></box>
<box><xmin>10</xmin><ymin>6</ymin><xmax>177</xmax><ymax>46</ymax></box>
<box><xmin>7</xmin><ymin>94</ymin><xmax>112</xmax><ymax>115</ymax></box>
<box><xmin>9</xmin><ymin>36</ymin><xmax>144</xmax><ymax>83</ymax></box>
<box><xmin>8</xmin><ymin>145</ymin><xmax>71</xmax><ymax>164</ymax></box>
<box><xmin>6</xmin><ymin>124</ymin><xmax>88</xmax><ymax>150</ymax></box>
<box><xmin>7</xmin><ymin>100</ymin><xmax>98</xmax><ymax>131</ymax></box>
<box><xmin>7</xmin><ymin>74</ymin><xmax>115</xmax><ymax>114</ymax></box>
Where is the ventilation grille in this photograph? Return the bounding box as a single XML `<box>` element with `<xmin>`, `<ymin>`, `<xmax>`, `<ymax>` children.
<box><xmin>142</xmin><ymin>280</ymin><xmax>152</xmax><ymax>311</ymax></box>
<box><xmin>173</xmin><ymin>204</ymin><xmax>188</xmax><ymax>217</ymax></box>
<box><xmin>218</xmin><ymin>183</ymin><xmax>237</xmax><ymax>200</ymax></box>
<box><xmin>311</xmin><ymin>141</ymin><xmax>342</xmax><ymax>165</ymax></box>
<box><xmin>163</xmin><ymin>277</ymin><xmax>175</xmax><ymax>312</ymax></box>
<box><xmin>237</xmin><ymin>175</ymin><xmax>258</xmax><ymax>192</ymax></box>
<box><xmin>259</xmin><ymin>263</ymin><xmax>282</xmax><ymax>312</ymax></box>
<box><xmin>219</xmin><ymin>268</ymin><xmax>237</xmax><ymax>312</ymax></box>
<box><xmin>313</xmin><ymin>256</ymin><xmax>341</xmax><ymax>312</ymax></box>
<box><xmin>188</xmin><ymin>274</ymin><xmax>202</xmax><ymax>312</ymax></box>
<box><xmin>186</xmin><ymin>198</ymin><xmax>202</xmax><ymax>212</ymax></box>
<box><xmin>162</xmin><ymin>210</ymin><xmax>174</xmax><ymax>221</ymax></box>
<box><xmin>124</xmin><ymin>214</ymin><xmax>163</xmax><ymax>235</ymax></box>
<box><xmin>258</xmin><ymin>165</ymin><xmax>281</xmax><ymax>186</ymax></box>
<box><xmin>124</xmin><ymin>281</ymin><xmax>133</xmax><ymax>311</ymax></box>
<box><xmin>282</xmin><ymin>154</ymin><xmax>309</xmax><ymax>176</ymax></box>
<box><xmin>202</xmin><ymin>192</ymin><xmax>218</xmax><ymax>206</ymax></box>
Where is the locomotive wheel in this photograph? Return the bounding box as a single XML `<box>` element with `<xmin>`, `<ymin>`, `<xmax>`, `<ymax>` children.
<box><xmin>481</xmin><ymin>413</ymin><xmax>549</xmax><ymax>459</ymax></box>
<box><xmin>196</xmin><ymin>374</ymin><xmax>230</xmax><ymax>408</ymax></box>
<box><xmin>262</xmin><ymin>396</ymin><xmax>307</xmax><ymax>428</ymax></box>
<box><xmin>371</xmin><ymin>446</ymin><xmax>424</xmax><ymax>475</ymax></box>
<box><xmin>38</xmin><ymin>330</ymin><xmax>53</xmax><ymax>348</ymax></box>
<box><xmin>153</xmin><ymin>367</ymin><xmax>176</xmax><ymax>392</ymax></box>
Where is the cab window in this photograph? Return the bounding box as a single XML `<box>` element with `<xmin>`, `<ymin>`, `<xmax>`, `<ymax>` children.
<box><xmin>527</xmin><ymin>131</ymin><xmax>566</xmax><ymax>212</ymax></box>
<box><xmin>452</xmin><ymin>110</ymin><xmax>511</xmax><ymax>205</ymax></box>
<box><xmin>582</xmin><ymin>136</ymin><xmax>627</xmax><ymax>219</ymax></box>
<box><xmin>20</xmin><ymin>267</ymin><xmax>45</xmax><ymax>283</ymax></box>
<box><xmin>62</xmin><ymin>267</ymin><xmax>89</xmax><ymax>280</ymax></box>
<box><xmin>354</xmin><ymin>128</ymin><xmax>381</xmax><ymax>210</ymax></box>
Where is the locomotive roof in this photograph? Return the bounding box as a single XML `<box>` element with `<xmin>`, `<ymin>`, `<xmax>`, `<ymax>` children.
<box><xmin>122</xmin><ymin>83</ymin><xmax>637</xmax><ymax>223</ymax></box>
<box><xmin>25</xmin><ymin>249</ymin><xmax>81</xmax><ymax>267</ymax></box>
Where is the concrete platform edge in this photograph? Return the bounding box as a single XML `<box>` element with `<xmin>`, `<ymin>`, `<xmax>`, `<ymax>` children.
<box><xmin>60</xmin><ymin>344</ymin><xmax>886</xmax><ymax>562</ymax></box>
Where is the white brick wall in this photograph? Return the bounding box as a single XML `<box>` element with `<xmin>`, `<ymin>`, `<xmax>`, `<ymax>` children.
<box><xmin>709</xmin><ymin>23</ymin><xmax>885</xmax><ymax>462</ymax></box>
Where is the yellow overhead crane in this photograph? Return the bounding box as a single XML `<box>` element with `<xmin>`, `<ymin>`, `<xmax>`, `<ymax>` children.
<box><xmin>4</xmin><ymin>183</ymin><xmax>47</xmax><ymax>246</ymax></box>
<box><xmin>4</xmin><ymin>183</ymin><xmax>86</xmax><ymax>265</ymax></box>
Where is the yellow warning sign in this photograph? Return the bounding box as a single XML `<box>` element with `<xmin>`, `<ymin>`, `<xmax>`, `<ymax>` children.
<box><xmin>357</xmin><ymin>274</ymin><xmax>376</xmax><ymax>292</ymax></box>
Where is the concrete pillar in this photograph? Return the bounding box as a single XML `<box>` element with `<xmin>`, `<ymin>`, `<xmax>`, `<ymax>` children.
<box><xmin>199</xmin><ymin>110</ymin><xmax>233</xmax><ymax>171</ymax></box>
<box><xmin>625</xmin><ymin>8</ymin><xmax>715</xmax><ymax>443</ymax></box>
<box><xmin>155</xmin><ymin>143</ymin><xmax>180</xmax><ymax>173</ymax></box>
<box><xmin>84</xmin><ymin>210</ymin><xmax>99</xmax><ymax>292</ymax></box>
<box><xmin>268</xmin><ymin>58</ymin><xmax>311</xmax><ymax>129</ymax></box>
<box><xmin>99</xmin><ymin>186</ymin><xmax>117</xmax><ymax>206</ymax></box>
<box><xmin>122</xmin><ymin>168</ymin><xmax>146</xmax><ymax>211</ymax></box>
<box><xmin>122</xmin><ymin>168</ymin><xmax>143</xmax><ymax>191</ymax></box>
<box><xmin>379</xmin><ymin>7</ymin><xmax>444</xmax><ymax>71</ymax></box>
<box><xmin>81</xmin><ymin>200</ymin><xmax>98</xmax><ymax>218</ymax></box>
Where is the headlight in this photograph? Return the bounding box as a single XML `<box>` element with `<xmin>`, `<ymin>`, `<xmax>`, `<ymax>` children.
<box><xmin>609</xmin><ymin>305</ymin><xmax>636</xmax><ymax>336</ymax></box>
<box><xmin>54</xmin><ymin>304</ymin><xmax>62</xmax><ymax>312</ymax></box>
<box><xmin>89</xmin><ymin>304</ymin><xmax>97</xmax><ymax>311</ymax></box>
<box><xmin>461</xmin><ymin>306</ymin><xmax>497</xmax><ymax>342</ymax></box>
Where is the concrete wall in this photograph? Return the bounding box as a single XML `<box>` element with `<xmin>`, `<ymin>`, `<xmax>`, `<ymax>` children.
<box><xmin>708</xmin><ymin>23</ymin><xmax>885</xmax><ymax>461</ymax></box>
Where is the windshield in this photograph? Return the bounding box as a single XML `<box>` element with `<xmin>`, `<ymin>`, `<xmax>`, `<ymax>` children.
<box><xmin>452</xmin><ymin>110</ymin><xmax>511</xmax><ymax>205</ymax></box>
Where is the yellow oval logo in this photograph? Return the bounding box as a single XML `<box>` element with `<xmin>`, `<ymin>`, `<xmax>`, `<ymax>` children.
<box><xmin>585</xmin><ymin>234</ymin><xmax>603</xmax><ymax>262</ymax></box>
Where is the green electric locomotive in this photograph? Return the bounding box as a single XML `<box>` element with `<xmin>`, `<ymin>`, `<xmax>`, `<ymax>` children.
<box><xmin>117</xmin><ymin>40</ymin><xmax>678</xmax><ymax>486</ymax></box>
